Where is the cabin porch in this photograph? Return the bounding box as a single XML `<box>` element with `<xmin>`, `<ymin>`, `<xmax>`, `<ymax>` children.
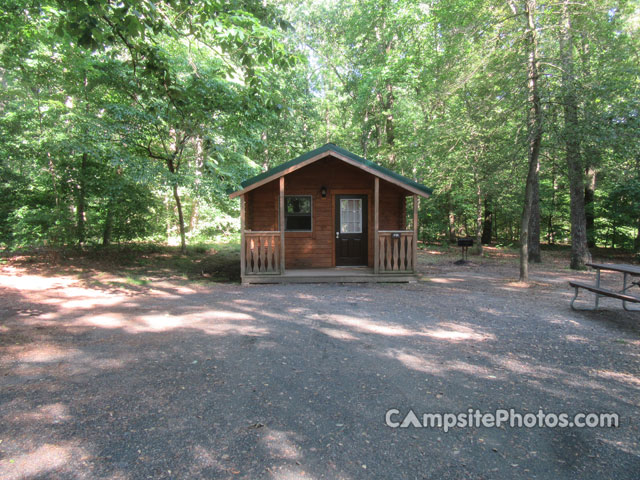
<box><xmin>241</xmin><ymin>266</ymin><xmax>419</xmax><ymax>284</ymax></box>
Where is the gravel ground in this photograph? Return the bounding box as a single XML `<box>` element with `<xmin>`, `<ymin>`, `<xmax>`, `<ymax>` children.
<box><xmin>0</xmin><ymin>261</ymin><xmax>639</xmax><ymax>479</ymax></box>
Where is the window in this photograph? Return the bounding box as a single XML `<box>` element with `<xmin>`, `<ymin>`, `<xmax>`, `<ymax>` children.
<box><xmin>340</xmin><ymin>198</ymin><xmax>362</xmax><ymax>233</ymax></box>
<box><xmin>285</xmin><ymin>196</ymin><xmax>312</xmax><ymax>231</ymax></box>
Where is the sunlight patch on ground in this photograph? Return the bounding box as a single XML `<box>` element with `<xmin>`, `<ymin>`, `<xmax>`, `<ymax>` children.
<box><xmin>8</xmin><ymin>344</ymin><xmax>80</xmax><ymax>363</ymax></box>
<box><xmin>384</xmin><ymin>349</ymin><xmax>501</xmax><ymax>379</ymax></box>
<box><xmin>565</xmin><ymin>334</ymin><xmax>590</xmax><ymax>343</ymax></box>
<box><xmin>0</xmin><ymin>442</ymin><xmax>87</xmax><ymax>480</ymax></box>
<box><xmin>427</xmin><ymin>277</ymin><xmax>464</xmax><ymax>284</ymax></box>
<box><xmin>59</xmin><ymin>295</ymin><xmax>131</xmax><ymax>310</ymax></box>
<box><xmin>85</xmin><ymin>313</ymin><xmax>127</xmax><ymax>329</ymax></box>
<box><xmin>189</xmin><ymin>444</ymin><xmax>226</xmax><ymax>475</ymax></box>
<box><xmin>322</xmin><ymin>315</ymin><xmax>494</xmax><ymax>342</ymax></box>
<box><xmin>423</xmin><ymin>322</ymin><xmax>495</xmax><ymax>342</ymax></box>
<box><xmin>503</xmin><ymin>281</ymin><xmax>533</xmax><ymax>289</ymax></box>
<box><xmin>492</xmin><ymin>356</ymin><xmax>563</xmax><ymax>379</ymax></box>
<box><xmin>598</xmin><ymin>436</ymin><xmax>640</xmax><ymax>457</ymax></box>
<box><xmin>262</xmin><ymin>430</ymin><xmax>303</xmax><ymax>461</ymax></box>
<box><xmin>591</xmin><ymin>369</ymin><xmax>640</xmax><ymax>388</ymax></box>
<box><xmin>139</xmin><ymin>314</ymin><xmax>184</xmax><ymax>331</ymax></box>
<box><xmin>0</xmin><ymin>269</ymin><xmax>76</xmax><ymax>291</ymax></box>
<box><xmin>269</xmin><ymin>465</ymin><xmax>319</xmax><ymax>480</ymax></box>
<box><xmin>10</xmin><ymin>403</ymin><xmax>71</xmax><ymax>424</ymax></box>
<box><xmin>316</xmin><ymin>327</ymin><xmax>359</xmax><ymax>341</ymax></box>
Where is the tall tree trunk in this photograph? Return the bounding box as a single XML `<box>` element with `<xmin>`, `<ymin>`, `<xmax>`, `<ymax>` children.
<box><xmin>325</xmin><ymin>104</ymin><xmax>330</xmax><ymax>143</ymax></box>
<box><xmin>561</xmin><ymin>1</ymin><xmax>591</xmax><ymax>269</ymax></box>
<box><xmin>385</xmin><ymin>84</ymin><xmax>395</xmax><ymax>157</ymax></box>
<box><xmin>448</xmin><ymin>212</ymin><xmax>456</xmax><ymax>243</ymax></box>
<box><xmin>528</xmin><ymin>163</ymin><xmax>541</xmax><ymax>262</ymax></box>
<box><xmin>165</xmin><ymin>194</ymin><xmax>172</xmax><ymax>241</ymax></box>
<box><xmin>102</xmin><ymin>202</ymin><xmax>113</xmax><ymax>246</ymax></box>
<box><xmin>173</xmin><ymin>183</ymin><xmax>186</xmax><ymax>254</ymax></box>
<box><xmin>519</xmin><ymin>0</ymin><xmax>543</xmax><ymax>282</ymax></box>
<box><xmin>76</xmin><ymin>152</ymin><xmax>87</xmax><ymax>245</ymax></box>
<box><xmin>547</xmin><ymin>159</ymin><xmax>557</xmax><ymax>244</ymax></box>
<box><xmin>167</xmin><ymin>150</ymin><xmax>186</xmax><ymax>254</ymax></box>
<box><xmin>361</xmin><ymin>109</ymin><xmax>372</xmax><ymax>157</ymax></box>
<box><xmin>377</xmin><ymin>83</ymin><xmax>395</xmax><ymax>163</ymax></box>
<box><xmin>635</xmin><ymin>155</ymin><xmax>640</xmax><ymax>253</ymax></box>
<box><xmin>261</xmin><ymin>131</ymin><xmax>269</xmax><ymax>171</ymax></box>
<box><xmin>445</xmin><ymin>188</ymin><xmax>457</xmax><ymax>243</ymax></box>
<box><xmin>584</xmin><ymin>166</ymin><xmax>596</xmax><ymax>248</ymax></box>
<box><xmin>474</xmin><ymin>176</ymin><xmax>483</xmax><ymax>255</ymax></box>
<box><xmin>482</xmin><ymin>197</ymin><xmax>492</xmax><ymax>245</ymax></box>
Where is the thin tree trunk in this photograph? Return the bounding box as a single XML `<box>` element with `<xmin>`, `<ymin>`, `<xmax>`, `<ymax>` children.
<box><xmin>482</xmin><ymin>197</ymin><xmax>492</xmax><ymax>245</ymax></box>
<box><xmin>446</xmin><ymin>189</ymin><xmax>457</xmax><ymax>243</ymax></box>
<box><xmin>474</xmin><ymin>179</ymin><xmax>483</xmax><ymax>255</ymax></box>
<box><xmin>102</xmin><ymin>202</ymin><xmax>113</xmax><ymax>246</ymax></box>
<box><xmin>519</xmin><ymin>0</ymin><xmax>543</xmax><ymax>282</ymax></box>
<box><xmin>76</xmin><ymin>152</ymin><xmax>87</xmax><ymax>245</ymax></box>
<box><xmin>377</xmin><ymin>82</ymin><xmax>395</xmax><ymax>163</ymax></box>
<box><xmin>528</xmin><ymin>162</ymin><xmax>541</xmax><ymax>262</ymax></box>
<box><xmin>165</xmin><ymin>194</ymin><xmax>172</xmax><ymax>241</ymax></box>
<box><xmin>361</xmin><ymin>108</ymin><xmax>372</xmax><ymax>157</ymax></box>
<box><xmin>584</xmin><ymin>166</ymin><xmax>596</xmax><ymax>248</ymax></box>
<box><xmin>173</xmin><ymin>184</ymin><xmax>186</xmax><ymax>254</ymax></box>
<box><xmin>561</xmin><ymin>0</ymin><xmax>591</xmax><ymax>269</ymax></box>
<box><xmin>166</xmin><ymin>148</ymin><xmax>186</xmax><ymax>254</ymax></box>
<box><xmin>548</xmin><ymin>160</ymin><xmax>557</xmax><ymax>244</ymax></box>
<box><xmin>385</xmin><ymin>83</ymin><xmax>395</xmax><ymax>162</ymax></box>
<box><xmin>325</xmin><ymin>104</ymin><xmax>330</xmax><ymax>143</ymax></box>
<box><xmin>261</xmin><ymin>131</ymin><xmax>269</xmax><ymax>171</ymax></box>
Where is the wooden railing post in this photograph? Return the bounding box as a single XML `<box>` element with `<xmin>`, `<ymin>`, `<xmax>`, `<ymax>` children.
<box><xmin>240</xmin><ymin>195</ymin><xmax>246</xmax><ymax>279</ymax></box>
<box><xmin>413</xmin><ymin>194</ymin><xmax>418</xmax><ymax>272</ymax></box>
<box><xmin>279</xmin><ymin>176</ymin><xmax>285</xmax><ymax>274</ymax></box>
<box><xmin>245</xmin><ymin>231</ymin><xmax>281</xmax><ymax>274</ymax></box>
<box><xmin>374</xmin><ymin>177</ymin><xmax>379</xmax><ymax>274</ymax></box>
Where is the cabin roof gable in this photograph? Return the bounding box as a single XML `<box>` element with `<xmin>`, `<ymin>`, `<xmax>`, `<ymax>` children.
<box><xmin>229</xmin><ymin>143</ymin><xmax>432</xmax><ymax>198</ymax></box>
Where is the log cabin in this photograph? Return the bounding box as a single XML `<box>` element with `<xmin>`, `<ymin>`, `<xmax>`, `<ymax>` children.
<box><xmin>229</xmin><ymin>144</ymin><xmax>432</xmax><ymax>284</ymax></box>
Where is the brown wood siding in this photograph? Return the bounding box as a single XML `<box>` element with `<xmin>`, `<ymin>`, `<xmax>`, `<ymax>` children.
<box><xmin>379</xmin><ymin>180</ymin><xmax>406</xmax><ymax>230</ymax></box>
<box><xmin>246</xmin><ymin>180</ymin><xmax>278</xmax><ymax>231</ymax></box>
<box><xmin>245</xmin><ymin>155</ymin><xmax>410</xmax><ymax>269</ymax></box>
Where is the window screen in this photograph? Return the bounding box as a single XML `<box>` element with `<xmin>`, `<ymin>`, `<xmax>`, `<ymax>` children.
<box><xmin>285</xmin><ymin>196</ymin><xmax>312</xmax><ymax>231</ymax></box>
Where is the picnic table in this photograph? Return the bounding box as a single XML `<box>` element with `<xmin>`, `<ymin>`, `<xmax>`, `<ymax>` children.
<box><xmin>570</xmin><ymin>263</ymin><xmax>640</xmax><ymax>312</ymax></box>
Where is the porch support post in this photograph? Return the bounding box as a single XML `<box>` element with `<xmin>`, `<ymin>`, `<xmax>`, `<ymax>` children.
<box><xmin>412</xmin><ymin>194</ymin><xmax>418</xmax><ymax>272</ymax></box>
<box><xmin>240</xmin><ymin>194</ymin><xmax>246</xmax><ymax>282</ymax></box>
<box><xmin>279</xmin><ymin>176</ymin><xmax>285</xmax><ymax>274</ymax></box>
<box><xmin>374</xmin><ymin>177</ymin><xmax>380</xmax><ymax>274</ymax></box>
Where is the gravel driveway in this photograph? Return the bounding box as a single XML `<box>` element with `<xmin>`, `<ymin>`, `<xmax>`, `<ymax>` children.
<box><xmin>1</xmin><ymin>264</ymin><xmax>639</xmax><ymax>479</ymax></box>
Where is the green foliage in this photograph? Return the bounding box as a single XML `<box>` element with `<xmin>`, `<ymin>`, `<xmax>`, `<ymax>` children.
<box><xmin>0</xmin><ymin>0</ymin><xmax>638</xmax><ymax>257</ymax></box>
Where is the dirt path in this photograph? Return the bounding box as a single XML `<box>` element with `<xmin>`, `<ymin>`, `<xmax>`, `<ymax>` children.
<box><xmin>0</xmin><ymin>258</ymin><xmax>639</xmax><ymax>479</ymax></box>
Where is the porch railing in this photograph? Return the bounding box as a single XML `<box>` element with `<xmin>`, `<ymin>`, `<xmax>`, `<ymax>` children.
<box><xmin>378</xmin><ymin>230</ymin><xmax>415</xmax><ymax>273</ymax></box>
<box><xmin>244</xmin><ymin>231</ymin><xmax>281</xmax><ymax>274</ymax></box>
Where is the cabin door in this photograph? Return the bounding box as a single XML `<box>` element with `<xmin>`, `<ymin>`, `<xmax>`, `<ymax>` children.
<box><xmin>335</xmin><ymin>195</ymin><xmax>368</xmax><ymax>266</ymax></box>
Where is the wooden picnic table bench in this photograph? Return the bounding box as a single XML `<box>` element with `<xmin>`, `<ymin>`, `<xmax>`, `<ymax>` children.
<box><xmin>570</xmin><ymin>263</ymin><xmax>640</xmax><ymax>312</ymax></box>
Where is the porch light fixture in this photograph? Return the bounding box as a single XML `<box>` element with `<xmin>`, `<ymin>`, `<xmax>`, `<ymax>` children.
<box><xmin>321</xmin><ymin>186</ymin><xmax>327</xmax><ymax>198</ymax></box>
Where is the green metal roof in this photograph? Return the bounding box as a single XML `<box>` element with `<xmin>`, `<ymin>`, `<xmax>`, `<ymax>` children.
<box><xmin>236</xmin><ymin>143</ymin><xmax>432</xmax><ymax>197</ymax></box>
